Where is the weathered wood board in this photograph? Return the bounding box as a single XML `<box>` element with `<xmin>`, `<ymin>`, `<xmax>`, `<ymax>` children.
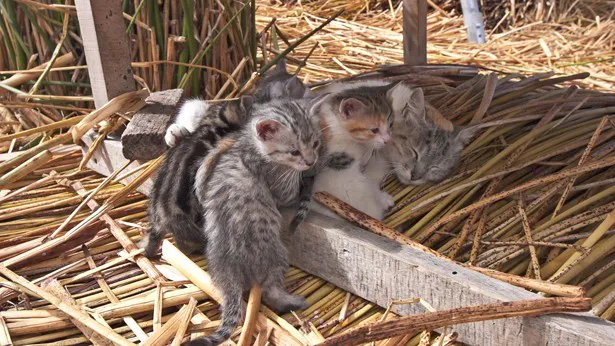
<box><xmin>74</xmin><ymin>0</ymin><xmax>136</xmax><ymax>109</ymax></box>
<box><xmin>80</xmin><ymin>136</ymin><xmax>615</xmax><ymax>346</ymax></box>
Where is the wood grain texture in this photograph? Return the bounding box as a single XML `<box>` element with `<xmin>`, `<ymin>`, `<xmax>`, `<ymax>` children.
<box><xmin>75</xmin><ymin>0</ymin><xmax>135</xmax><ymax>108</ymax></box>
<box><xmin>120</xmin><ymin>89</ymin><xmax>184</xmax><ymax>160</ymax></box>
<box><xmin>402</xmin><ymin>0</ymin><xmax>427</xmax><ymax>65</ymax></box>
<box><xmin>287</xmin><ymin>214</ymin><xmax>615</xmax><ymax>346</ymax></box>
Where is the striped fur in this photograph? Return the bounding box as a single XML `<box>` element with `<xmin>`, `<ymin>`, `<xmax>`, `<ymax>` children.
<box><xmin>141</xmin><ymin>61</ymin><xmax>311</xmax><ymax>258</ymax></box>
<box><xmin>187</xmin><ymin>100</ymin><xmax>319</xmax><ymax>346</ymax></box>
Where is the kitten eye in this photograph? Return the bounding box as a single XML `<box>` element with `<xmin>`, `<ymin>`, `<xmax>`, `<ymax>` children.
<box><xmin>371</xmin><ymin>128</ymin><xmax>380</xmax><ymax>134</ymax></box>
<box><xmin>290</xmin><ymin>150</ymin><xmax>301</xmax><ymax>156</ymax></box>
<box><xmin>313</xmin><ymin>140</ymin><xmax>320</xmax><ymax>148</ymax></box>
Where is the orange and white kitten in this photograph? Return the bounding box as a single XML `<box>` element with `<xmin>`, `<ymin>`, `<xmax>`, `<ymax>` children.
<box><xmin>311</xmin><ymin>80</ymin><xmax>398</xmax><ymax>220</ymax></box>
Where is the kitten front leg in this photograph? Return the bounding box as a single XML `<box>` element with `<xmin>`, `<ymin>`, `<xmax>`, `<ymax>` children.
<box><xmin>313</xmin><ymin>168</ymin><xmax>389</xmax><ymax>220</ymax></box>
<box><xmin>164</xmin><ymin>124</ymin><xmax>191</xmax><ymax>147</ymax></box>
<box><xmin>379</xmin><ymin>190</ymin><xmax>395</xmax><ymax>209</ymax></box>
<box><xmin>165</xmin><ymin>99</ymin><xmax>211</xmax><ymax>147</ymax></box>
<box><xmin>262</xmin><ymin>266</ymin><xmax>308</xmax><ymax>313</ymax></box>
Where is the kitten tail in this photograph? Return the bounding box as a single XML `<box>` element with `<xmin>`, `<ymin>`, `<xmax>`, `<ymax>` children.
<box><xmin>185</xmin><ymin>286</ymin><xmax>243</xmax><ymax>346</ymax></box>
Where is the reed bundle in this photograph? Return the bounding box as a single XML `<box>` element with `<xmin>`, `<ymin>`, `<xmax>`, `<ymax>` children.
<box><xmin>0</xmin><ymin>0</ymin><xmax>613</xmax><ymax>345</ymax></box>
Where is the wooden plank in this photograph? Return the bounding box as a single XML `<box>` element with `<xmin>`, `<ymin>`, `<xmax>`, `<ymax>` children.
<box><xmin>121</xmin><ymin>89</ymin><xmax>184</xmax><ymax>161</ymax></box>
<box><xmin>75</xmin><ymin>0</ymin><xmax>135</xmax><ymax>109</ymax></box>
<box><xmin>290</xmin><ymin>214</ymin><xmax>615</xmax><ymax>346</ymax></box>
<box><xmin>81</xmin><ymin>139</ymin><xmax>615</xmax><ymax>346</ymax></box>
<box><xmin>402</xmin><ymin>0</ymin><xmax>427</xmax><ymax>65</ymax></box>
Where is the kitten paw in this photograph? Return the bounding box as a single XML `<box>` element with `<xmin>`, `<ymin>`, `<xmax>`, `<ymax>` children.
<box><xmin>379</xmin><ymin>191</ymin><xmax>395</xmax><ymax>209</ymax></box>
<box><xmin>264</xmin><ymin>291</ymin><xmax>308</xmax><ymax>313</ymax></box>
<box><xmin>137</xmin><ymin>236</ymin><xmax>161</xmax><ymax>259</ymax></box>
<box><xmin>164</xmin><ymin>124</ymin><xmax>190</xmax><ymax>147</ymax></box>
<box><xmin>278</xmin><ymin>295</ymin><xmax>309</xmax><ymax>312</ymax></box>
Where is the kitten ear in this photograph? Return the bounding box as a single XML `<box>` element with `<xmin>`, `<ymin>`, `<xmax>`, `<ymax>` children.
<box><xmin>401</xmin><ymin>89</ymin><xmax>427</xmax><ymax>125</ymax></box>
<box><xmin>339</xmin><ymin>98</ymin><xmax>368</xmax><ymax>120</ymax></box>
<box><xmin>387</xmin><ymin>82</ymin><xmax>416</xmax><ymax>110</ymax></box>
<box><xmin>455</xmin><ymin>126</ymin><xmax>478</xmax><ymax>146</ymax></box>
<box><xmin>406</xmin><ymin>88</ymin><xmax>425</xmax><ymax>116</ymax></box>
<box><xmin>275</xmin><ymin>59</ymin><xmax>287</xmax><ymax>73</ymax></box>
<box><xmin>286</xmin><ymin>78</ymin><xmax>308</xmax><ymax>99</ymax></box>
<box><xmin>239</xmin><ymin>95</ymin><xmax>254</xmax><ymax>113</ymax></box>
<box><xmin>256</xmin><ymin>119</ymin><xmax>284</xmax><ymax>141</ymax></box>
<box><xmin>307</xmin><ymin>93</ymin><xmax>330</xmax><ymax>117</ymax></box>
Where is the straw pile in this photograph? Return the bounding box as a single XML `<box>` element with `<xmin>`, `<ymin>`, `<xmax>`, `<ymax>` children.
<box><xmin>0</xmin><ymin>0</ymin><xmax>614</xmax><ymax>345</ymax></box>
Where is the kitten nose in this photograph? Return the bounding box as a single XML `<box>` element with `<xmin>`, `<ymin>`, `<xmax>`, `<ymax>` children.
<box><xmin>382</xmin><ymin>133</ymin><xmax>392</xmax><ymax>144</ymax></box>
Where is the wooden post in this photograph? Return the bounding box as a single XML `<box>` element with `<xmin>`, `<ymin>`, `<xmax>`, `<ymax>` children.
<box><xmin>74</xmin><ymin>0</ymin><xmax>135</xmax><ymax>109</ymax></box>
<box><xmin>403</xmin><ymin>0</ymin><xmax>427</xmax><ymax>65</ymax></box>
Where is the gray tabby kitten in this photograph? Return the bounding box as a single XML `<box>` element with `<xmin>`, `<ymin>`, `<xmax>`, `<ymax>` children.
<box><xmin>141</xmin><ymin>61</ymin><xmax>314</xmax><ymax>258</ymax></box>
<box><xmin>186</xmin><ymin>99</ymin><xmax>320</xmax><ymax>346</ymax></box>
<box><xmin>386</xmin><ymin>84</ymin><xmax>476</xmax><ymax>185</ymax></box>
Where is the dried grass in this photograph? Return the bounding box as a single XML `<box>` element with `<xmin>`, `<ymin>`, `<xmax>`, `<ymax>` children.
<box><xmin>0</xmin><ymin>0</ymin><xmax>614</xmax><ymax>345</ymax></box>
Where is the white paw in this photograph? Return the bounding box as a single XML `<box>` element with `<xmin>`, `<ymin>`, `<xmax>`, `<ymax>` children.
<box><xmin>379</xmin><ymin>191</ymin><xmax>395</xmax><ymax>209</ymax></box>
<box><xmin>164</xmin><ymin>124</ymin><xmax>190</xmax><ymax>147</ymax></box>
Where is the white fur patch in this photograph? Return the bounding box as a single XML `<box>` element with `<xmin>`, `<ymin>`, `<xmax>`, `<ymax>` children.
<box><xmin>164</xmin><ymin>124</ymin><xmax>190</xmax><ymax>147</ymax></box>
<box><xmin>165</xmin><ymin>99</ymin><xmax>210</xmax><ymax>147</ymax></box>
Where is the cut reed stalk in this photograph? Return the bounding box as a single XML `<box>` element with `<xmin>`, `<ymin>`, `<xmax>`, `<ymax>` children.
<box><xmin>318</xmin><ymin>297</ymin><xmax>591</xmax><ymax>346</ymax></box>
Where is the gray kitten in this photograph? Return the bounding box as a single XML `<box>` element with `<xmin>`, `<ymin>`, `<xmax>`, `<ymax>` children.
<box><xmin>186</xmin><ymin>99</ymin><xmax>320</xmax><ymax>346</ymax></box>
<box><xmin>141</xmin><ymin>60</ymin><xmax>315</xmax><ymax>259</ymax></box>
<box><xmin>386</xmin><ymin>84</ymin><xmax>476</xmax><ymax>185</ymax></box>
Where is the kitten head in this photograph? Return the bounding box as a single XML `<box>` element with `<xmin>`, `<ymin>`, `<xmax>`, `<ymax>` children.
<box><xmin>253</xmin><ymin>60</ymin><xmax>312</xmax><ymax>102</ymax></box>
<box><xmin>325</xmin><ymin>85</ymin><xmax>395</xmax><ymax>149</ymax></box>
<box><xmin>386</xmin><ymin>84</ymin><xmax>477</xmax><ymax>185</ymax></box>
<box><xmin>252</xmin><ymin>100</ymin><xmax>321</xmax><ymax>171</ymax></box>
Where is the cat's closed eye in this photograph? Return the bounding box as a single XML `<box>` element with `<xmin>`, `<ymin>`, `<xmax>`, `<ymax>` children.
<box><xmin>371</xmin><ymin>128</ymin><xmax>380</xmax><ymax>134</ymax></box>
<box><xmin>290</xmin><ymin>150</ymin><xmax>301</xmax><ymax>156</ymax></box>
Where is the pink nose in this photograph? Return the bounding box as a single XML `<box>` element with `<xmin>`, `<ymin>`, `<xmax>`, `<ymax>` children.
<box><xmin>382</xmin><ymin>133</ymin><xmax>392</xmax><ymax>144</ymax></box>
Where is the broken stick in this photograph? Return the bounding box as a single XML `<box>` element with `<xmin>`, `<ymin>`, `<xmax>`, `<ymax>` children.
<box><xmin>318</xmin><ymin>297</ymin><xmax>591</xmax><ymax>346</ymax></box>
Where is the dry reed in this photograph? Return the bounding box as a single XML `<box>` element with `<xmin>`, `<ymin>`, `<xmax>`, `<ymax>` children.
<box><xmin>0</xmin><ymin>1</ymin><xmax>614</xmax><ymax>345</ymax></box>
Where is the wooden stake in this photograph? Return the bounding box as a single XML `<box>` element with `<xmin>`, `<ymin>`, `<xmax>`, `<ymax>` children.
<box><xmin>74</xmin><ymin>0</ymin><xmax>135</xmax><ymax>108</ymax></box>
<box><xmin>402</xmin><ymin>0</ymin><xmax>427</xmax><ymax>65</ymax></box>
